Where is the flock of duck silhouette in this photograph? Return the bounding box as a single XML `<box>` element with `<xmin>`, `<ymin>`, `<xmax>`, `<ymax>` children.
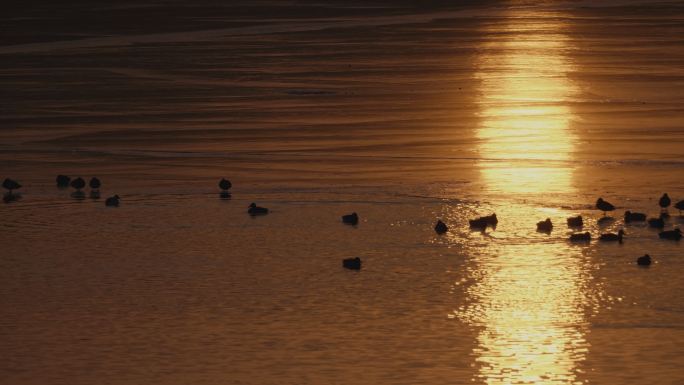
<box><xmin>3</xmin><ymin>176</ymin><xmax>683</xmax><ymax>269</ymax></box>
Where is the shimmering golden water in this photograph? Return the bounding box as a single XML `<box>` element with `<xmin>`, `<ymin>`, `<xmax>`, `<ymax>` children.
<box><xmin>3</xmin><ymin>2</ymin><xmax>684</xmax><ymax>385</ymax></box>
<box><xmin>466</xmin><ymin>9</ymin><xmax>590</xmax><ymax>385</ymax></box>
<box><xmin>476</xmin><ymin>10</ymin><xmax>578</xmax><ymax>195</ymax></box>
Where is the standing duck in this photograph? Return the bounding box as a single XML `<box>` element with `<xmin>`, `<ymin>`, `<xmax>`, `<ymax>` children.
<box><xmin>342</xmin><ymin>212</ymin><xmax>359</xmax><ymax>225</ymax></box>
<box><xmin>89</xmin><ymin>177</ymin><xmax>101</xmax><ymax>190</ymax></box>
<box><xmin>219</xmin><ymin>178</ymin><xmax>232</xmax><ymax>191</ymax></box>
<box><xmin>2</xmin><ymin>178</ymin><xmax>21</xmax><ymax>202</ymax></box>
<box><xmin>248</xmin><ymin>203</ymin><xmax>269</xmax><ymax>216</ymax></box>
<box><xmin>659</xmin><ymin>193</ymin><xmax>671</xmax><ymax>212</ymax></box>
<box><xmin>70</xmin><ymin>177</ymin><xmax>86</xmax><ymax>198</ymax></box>
<box><xmin>596</xmin><ymin>198</ymin><xmax>615</xmax><ymax>215</ymax></box>
<box><xmin>219</xmin><ymin>178</ymin><xmax>232</xmax><ymax>199</ymax></box>
<box><xmin>70</xmin><ymin>177</ymin><xmax>85</xmax><ymax>191</ymax></box>
<box><xmin>599</xmin><ymin>229</ymin><xmax>625</xmax><ymax>243</ymax></box>
<box><xmin>2</xmin><ymin>178</ymin><xmax>21</xmax><ymax>194</ymax></box>
<box><xmin>89</xmin><ymin>177</ymin><xmax>101</xmax><ymax>199</ymax></box>
<box><xmin>536</xmin><ymin>218</ymin><xmax>553</xmax><ymax>233</ymax></box>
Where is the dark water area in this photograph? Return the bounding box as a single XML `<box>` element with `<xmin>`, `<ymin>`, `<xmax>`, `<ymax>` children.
<box><xmin>1</xmin><ymin>1</ymin><xmax>684</xmax><ymax>384</ymax></box>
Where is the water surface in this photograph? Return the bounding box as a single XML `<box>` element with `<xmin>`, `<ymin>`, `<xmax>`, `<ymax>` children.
<box><xmin>2</xmin><ymin>1</ymin><xmax>684</xmax><ymax>384</ymax></box>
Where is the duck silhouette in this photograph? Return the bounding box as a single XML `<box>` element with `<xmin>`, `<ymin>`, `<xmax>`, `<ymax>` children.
<box><xmin>675</xmin><ymin>200</ymin><xmax>684</xmax><ymax>215</ymax></box>
<box><xmin>469</xmin><ymin>218</ymin><xmax>486</xmax><ymax>230</ymax></box>
<box><xmin>70</xmin><ymin>177</ymin><xmax>85</xmax><ymax>191</ymax></box>
<box><xmin>89</xmin><ymin>177</ymin><xmax>101</xmax><ymax>199</ymax></box>
<box><xmin>648</xmin><ymin>213</ymin><xmax>666</xmax><ymax>229</ymax></box>
<box><xmin>219</xmin><ymin>178</ymin><xmax>232</xmax><ymax>191</ymax></box>
<box><xmin>659</xmin><ymin>193</ymin><xmax>671</xmax><ymax>212</ymax></box>
<box><xmin>105</xmin><ymin>195</ymin><xmax>120</xmax><ymax>207</ymax></box>
<box><xmin>567</xmin><ymin>215</ymin><xmax>583</xmax><ymax>228</ymax></box>
<box><xmin>636</xmin><ymin>254</ymin><xmax>651</xmax><ymax>266</ymax></box>
<box><xmin>569</xmin><ymin>232</ymin><xmax>591</xmax><ymax>242</ymax></box>
<box><xmin>596</xmin><ymin>198</ymin><xmax>615</xmax><ymax>215</ymax></box>
<box><xmin>248</xmin><ymin>203</ymin><xmax>268</xmax><ymax>216</ymax></box>
<box><xmin>56</xmin><ymin>175</ymin><xmax>70</xmax><ymax>188</ymax></box>
<box><xmin>69</xmin><ymin>177</ymin><xmax>86</xmax><ymax>199</ymax></box>
<box><xmin>3</xmin><ymin>178</ymin><xmax>22</xmax><ymax>202</ymax></box>
<box><xmin>597</xmin><ymin>216</ymin><xmax>614</xmax><ymax>226</ymax></box>
<box><xmin>342</xmin><ymin>212</ymin><xmax>359</xmax><ymax>225</ymax></box>
<box><xmin>658</xmin><ymin>228</ymin><xmax>682</xmax><ymax>240</ymax></box>
<box><xmin>89</xmin><ymin>177</ymin><xmax>101</xmax><ymax>190</ymax></box>
<box><xmin>624</xmin><ymin>211</ymin><xmax>646</xmax><ymax>223</ymax></box>
<box><xmin>484</xmin><ymin>213</ymin><xmax>498</xmax><ymax>226</ymax></box>
<box><xmin>536</xmin><ymin>218</ymin><xmax>553</xmax><ymax>233</ymax></box>
<box><xmin>2</xmin><ymin>178</ymin><xmax>21</xmax><ymax>194</ymax></box>
<box><xmin>434</xmin><ymin>220</ymin><xmax>448</xmax><ymax>234</ymax></box>
<box><xmin>470</xmin><ymin>213</ymin><xmax>497</xmax><ymax>230</ymax></box>
<box><xmin>600</xmin><ymin>229</ymin><xmax>624</xmax><ymax>243</ymax></box>
<box><xmin>342</xmin><ymin>257</ymin><xmax>361</xmax><ymax>270</ymax></box>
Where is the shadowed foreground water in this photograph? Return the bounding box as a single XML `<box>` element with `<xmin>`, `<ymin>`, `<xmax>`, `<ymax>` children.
<box><xmin>1</xmin><ymin>1</ymin><xmax>684</xmax><ymax>384</ymax></box>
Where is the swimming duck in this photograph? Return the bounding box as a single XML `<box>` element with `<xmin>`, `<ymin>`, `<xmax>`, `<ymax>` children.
<box><xmin>105</xmin><ymin>195</ymin><xmax>120</xmax><ymax>207</ymax></box>
<box><xmin>342</xmin><ymin>257</ymin><xmax>362</xmax><ymax>270</ymax></box>
<box><xmin>637</xmin><ymin>254</ymin><xmax>651</xmax><ymax>266</ymax></box>
<box><xmin>659</xmin><ymin>193</ymin><xmax>671</xmax><ymax>211</ymax></box>
<box><xmin>600</xmin><ymin>229</ymin><xmax>624</xmax><ymax>243</ymax></box>
<box><xmin>624</xmin><ymin>211</ymin><xmax>646</xmax><ymax>223</ymax></box>
<box><xmin>70</xmin><ymin>177</ymin><xmax>85</xmax><ymax>191</ymax></box>
<box><xmin>648</xmin><ymin>213</ymin><xmax>666</xmax><ymax>229</ymax></box>
<box><xmin>567</xmin><ymin>215</ymin><xmax>583</xmax><ymax>228</ymax></box>
<box><xmin>658</xmin><ymin>228</ymin><xmax>682</xmax><ymax>241</ymax></box>
<box><xmin>484</xmin><ymin>213</ymin><xmax>498</xmax><ymax>226</ymax></box>
<box><xmin>248</xmin><ymin>202</ymin><xmax>269</xmax><ymax>215</ymax></box>
<box><xmin>596</xmin><ymin>198</ymin><xmax>615</xmax><ymax>215</ymax></box>
<box><xmin>597</xmin><ymin>216</ymin><xmax>614</xmax><ymax>225</ymax></box>
<box><xmin>219</xmin><ymin>178</ymin><xmax>232</xmax><ymax>191</ymax></box>
<box><xmin>470</xmin><ymin>213</ymin><xmax>498</xmax><ymax>230</ymax></box>
<box><xmin>569</xmin><ymin>232</ymin><xmax>591</xmax><ymax>242</ymax></box>
<box><xmin>342</xmin><ymin>212</ymin><xmax>359</xmax><ymax>225</ymax></box>
<box><xmin>469</xmin><ymin>217</ymin><xmax>487</xmax><ymax>230</ymax></box>
<box><xmin>434</xmin><ymin>220</ymin><xmax>448</xmax><ymax>234</ymax></box>
<box><xmin>56</xmin><ymin>175</ymin><xmax>70</xmax><ymax>188</ymax></box>
<box><xmin>537</xmin><ymin>218</ymin><xmax>553</xmax><ymax>233</ymax></box>
<box><xmin>89</xmin><ymin>177</ymin><xmax>101</xmax><ymax>190</ymax></box>
<box><xmin>675</xmin><ymin>200</ymin><xmax>684</xmax><ymax>215</ymax></box>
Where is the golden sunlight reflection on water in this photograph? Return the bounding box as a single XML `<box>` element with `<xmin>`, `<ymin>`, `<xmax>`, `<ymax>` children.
<box><xmin>475</xmin><ymin>11</ymin><xmax>579</xmax><ymax>195</ymax></box>
<box><xmin>458</xmin><ymin>244</ymin><xmax>591</xmax><ymax>385</ymax></box>
<box><xmin>460</xmin><ymin>10</ymin><xmax>593</xmax><ymax>385</ymax></box>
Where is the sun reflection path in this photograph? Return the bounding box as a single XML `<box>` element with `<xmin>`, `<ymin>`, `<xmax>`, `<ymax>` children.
<box><xmin>458</xmin><ymin>244</ymin><xmax>590</xmax><ymax>385</ymax></box>
<box><xmin>457</xmin><ymin>10</ymin><xmax>593</xmax><ymax>385</ymax></box>
<box><xmin>475</xmin><ymin>12</ymin><xmax>579</xmax><ymax>195</ymax></box>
